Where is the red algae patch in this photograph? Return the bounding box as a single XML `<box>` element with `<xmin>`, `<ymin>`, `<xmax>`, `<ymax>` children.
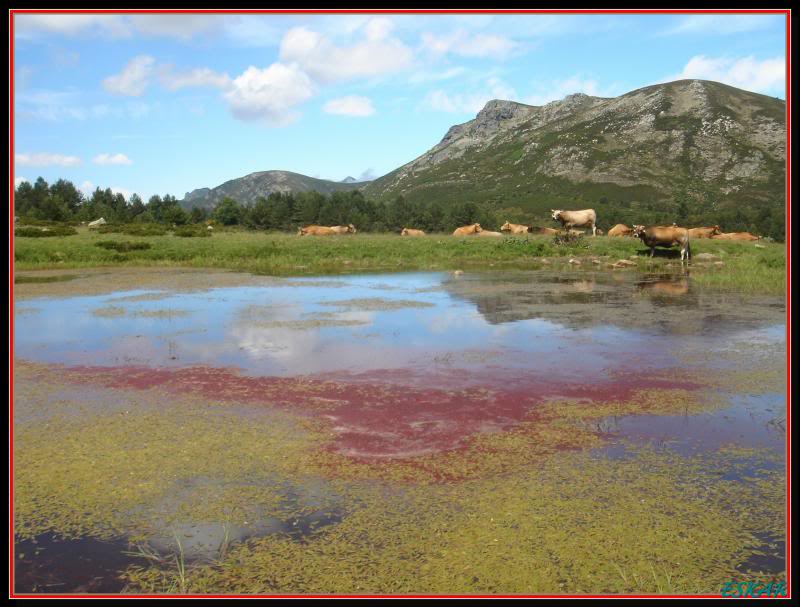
<box><xmin>55</xmin><ymin>363</ymin><xmax>703</xmax><ymax>461</ymax></box>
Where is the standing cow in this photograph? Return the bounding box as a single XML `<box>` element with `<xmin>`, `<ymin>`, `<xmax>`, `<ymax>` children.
<box><xmin>551</xmin><ymin>209</ymin><xmax>597</xmax><ymax>236</ymax></box>
<box><xmin>632</xmin><ymin>225</ymin><xmax>691</xmax><ymax>261</ymax></box>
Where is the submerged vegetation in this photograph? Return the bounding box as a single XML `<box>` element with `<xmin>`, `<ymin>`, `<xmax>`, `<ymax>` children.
<box><xmin>13</xmin><ymin>360</ymin><xmax>785</xmax><ymax>595</ymax></box>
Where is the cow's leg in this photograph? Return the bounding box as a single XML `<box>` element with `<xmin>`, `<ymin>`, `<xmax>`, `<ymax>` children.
<box><xmin>591</xmin><ymin>223</ymin><xmax>597</xmax><ymax>237</ymax></box>
<box><xmin>650</xmin><ymin>247</ymin><xmax>655</xmax><ymax>258</ymax></box>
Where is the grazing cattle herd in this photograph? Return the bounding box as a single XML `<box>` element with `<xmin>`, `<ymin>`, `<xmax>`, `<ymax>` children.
<box><xmin>292</xmin><ymin>206</ymin><xmax>763</xmax><ymax>261</ymax></box>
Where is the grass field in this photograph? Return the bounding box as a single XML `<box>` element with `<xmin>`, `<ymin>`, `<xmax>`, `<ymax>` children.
<box><xmin>13</xmin><ymin>227</ymin><xmax>786</xmax><ymax>295</ymax></box>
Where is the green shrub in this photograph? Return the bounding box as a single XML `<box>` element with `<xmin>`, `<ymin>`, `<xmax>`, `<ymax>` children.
<box><xmin>95</xmin><ymin>240</ymin><xmax>152</xmax><ymax>252</ymax></box>
<box><xmin>173</xmin><ymin>226</ymin><xmax>211</xmax><ymax>238</ymax></box>
<box><xmin>98</xmin><ymin>223</ymin><xmax>168</xmax><ymax>236</ymax></box>
<box><xmin>15</xmin><ymin>226</ymin><xmax>78</xmax><ymax>237</ymax></box>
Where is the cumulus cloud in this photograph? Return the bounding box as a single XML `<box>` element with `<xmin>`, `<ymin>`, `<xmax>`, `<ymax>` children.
<box><xmin>103</xmin><ymin>55</ymin><xmax>156</xmax><ymax>96</ymax></box>
<box><xmin>159</xmin><ymin>66</ymin><xmax>232</xmax><ymax>91</ymax></box>
<box><xmin>664</xmin><ymin>55</ymin><xmax>785</xmax><ymax>96</ymax></box>
<box><xmin>424</xmin><ymin>77</ymin><xmax>516</xmax><ymax>114</ymax></box>
<box><xmin>421</xmin><ymin>30</ymin><xmax>516</xmax><ymax>59</ymax></box>
<box><xmin>93</xmin><ymin>153</ymin><xmax>133</xmax><ymax>165</ymax></box>
<box><xmin>223</xmin><ymin>63</ymin><xmax>315</xmax><ymax>126</ymax></box>
<box><xmin>279</xmin><ymin>18</ymin><xmax>413</xmax><ymax>83</ymax></box>
<box><xmin>110</xmin><ymin>186</ymin><xmax>133</xmax><ymax>199</ymax></box>
<box><xmin>15</xmin><ymin>14</ymin><xmax>130</xmax><ymax>38</ymax></box>
<box><xmin>15</xmin><ymin>152</ymin><xmax>80</xmax><ymax>167</ymax></box>
<box><xmin>15</xmin><ymin>13</ymin><xmax>217</xmax><ymax>40</ymax></box>
<box><xmin>525</xmin><ymin>75</ymin><xmax>616</xmax><ymax>106</ymax></box>
<box><xmin>323</xmin><ymin>95</ymin><xmax>375</xmax><ymax>117</ymax></box>
<box><xmin>663</xmin><ymin>15</ymin><xmax>778</xmax><ymax>36</ymax></box>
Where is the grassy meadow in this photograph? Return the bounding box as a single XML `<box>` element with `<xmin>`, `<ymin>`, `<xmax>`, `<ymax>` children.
<box><xmin>13</xmin><ymin>226</ymin><xmax>785</xmax><ymax>294</ymax></box>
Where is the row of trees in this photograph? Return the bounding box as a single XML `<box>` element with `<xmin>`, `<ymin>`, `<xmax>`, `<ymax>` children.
<box><xmin>13</xmin><ymin>177</ymin><xmax>785</xmax><ymax>241</ymax></box>
<box><xmin>12</xmin><ymin>178</ymin><xmax>503</xmax><ymax>233</ymax></box>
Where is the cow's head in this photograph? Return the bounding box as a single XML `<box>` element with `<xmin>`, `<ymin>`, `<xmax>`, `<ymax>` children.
<box><xmin>473</xmin><ymin>223</ymin><xmax>482</xmax><ymax>233</ymax></box>
<box><xmin>348</xmin><ymin>224</ymin><xmax>357</xmax><ymax>233</ymax></box>
<box><xmin>500</xmin><ymin>221</ymin><xmax>511</xmax><ymax>231</ymax></box>
<box><xmin>551</xmin><ymin>209</ymin><xmax>562</xmax><ymax>221</ymax></box>
<box><xmin>401</xmin><ymin>228</ymin><xmax>408</xmax><ymax>235</ymax></box>
<box><xmin>632</xmin><ymin>225</ymin><xmax>646</xmax><ymax>239</ymax></box>
<box><xmin>712</xmin><ymin>225</ymin><xmax>721</xmax><ymax>235</ymax></box>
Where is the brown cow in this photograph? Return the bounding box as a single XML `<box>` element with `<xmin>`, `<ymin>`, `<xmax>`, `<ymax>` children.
<box><xmin>500</xmin><ymin>221</ymin><xmax>530</xmax><ymax>234</ymax></box>
<box><xmin>298</xmin><ymin>225</ymin><xmax>336</xmax><ymax>236</ymax></box>
<box><xmin>453</xmin><ymin>223</ymin><xmax>482</xmax><ymax>236</ymax></box>
<box><xmin>330</xmin><ymin>224</ymin><xmax>357</xmax><ymax>234</ymax></box>
<box><xmin>401</xmin><ymin>228</ymin><xmax>426</xmax><ymax>236</ymax></box>
<box><xmin>632</xmin><ymin>225</ymin><xmax>691</xmax><ymax>261</ymax></box>
<box><xmin>607</xmin><ymin>224</ymin><xmax>633</xmax><ymax>237</ymax></box>
<box><xmin>476</xmin><ymin>230</ymin><xmax>503</xmax><ymax>237</ymax></box>
<box><xmin>551</xmin><ymin>209</ymin><xmax>597</xmax><ymax>236</ymax></box>
<box><xmin>528</xmin><ymin>226</ymin><xmax>560</xmax><ymax>235</ymax></box>
<box><xmin>711</xmin><ymin>232</ymin><xmax>759</xmax><ymax>241</ymax></box>
<box><xmin>688</xmin><ymin>225</ymin><xmax>721</xmax><ymax>239</ymax></box>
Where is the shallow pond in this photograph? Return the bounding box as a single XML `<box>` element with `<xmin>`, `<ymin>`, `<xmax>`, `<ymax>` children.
<box><xmin>12</xmin><ymin>269</ymin><xmax>787</xmax><ymax>595</ymax></box>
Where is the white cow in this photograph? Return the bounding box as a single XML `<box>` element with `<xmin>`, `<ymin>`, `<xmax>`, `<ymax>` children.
<box><xmin>551</xmin><ymin>209</ymin><xmax>597</xmax><ymax>236</ymax></box>
<box><xmin>88</xmin><ymin>217</ymin><xmax>107</xmax><ymax>228</ymax></box>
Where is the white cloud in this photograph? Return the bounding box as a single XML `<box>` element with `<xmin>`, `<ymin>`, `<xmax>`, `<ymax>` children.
<box><xmin>15</xmin><ymin>13</ymin><xmax>218</xmax><ymax>40</ymax></box>
<box><xmin>14</xmin><ymin>177</ymin><xmax>29</xmax><ymax>187</ymax></box>
<box><xmin>408</xmin><ymin>66</ymin><xmax>467</xmax><ymax>85</ymax></box>
<box><xmin>79</xmin><ymin>180</ymin><xmax>95</xmax><ymax>195</ymax></box>
<box><xmin>663</xmin><ymin>15</ymin><xmax>778</xmax><ymax>36</ymax></box>
<box><xmin>421</xmin><ymin>30</ymin><xmax>516</xmax><ymax>59</ymax></box>
<box><xmin>110</xmin><ymin>186</ymin><xmax>133</xmax><ymax>199</ymax></box>
<box><xmin>279</xmin><ymin>18</ymin><xmax>413</xmax><ymax>83</ymax></box>
<box><xmin>664</xmin><ymin>55</ymin><xmax>785</xmax><ymax>96</ymax></box>
<box><xmin>93</xmin><ymin>153</ymin><xmax>133</xmax><ymax>166</ymax></box>
<box><xmin>525</xmin><ymin>75</ymin><xmax>615</xmax><ymax>106</ymax></box>
<box><xmin>15</xmin><ymin>152</ymin><xmax>80</xmax><ymax>167</ymax></box>
<box><xmin>15</xmin><ymin>14</ymin><xmax>130</xmax><ymax>38</ymax></box>
<box><xmin>424</xmin><ymin>77</ymin><xmax>516</xmax><ymax>114</ymax></box>
<box><xmin>223</xmin><ymin>63</ymin><xmax>315</xmax><ymax>126</ymax></box>
<box><xmin>323</xmin><ymin>95</ymin><xmax>375</xmax><ymax>117</ymax></box>
<box><xmin>127</xmin><ymin>15</ymin><xmax>218</xmax><ymax>40</ymax></box>
<box><xmin>103</xmin><ymin>55</ymin><xmax>156</xmax><ymax>96</ymax></box>
<box><xmin>159</xmin><ymin>66</ymin><xmax>231</xmax><ymax>91</ymax></box>
<box><xmin>16</xmin><ymin>89</ymin><xmax>152</xmax><ymax>122</ymax></box>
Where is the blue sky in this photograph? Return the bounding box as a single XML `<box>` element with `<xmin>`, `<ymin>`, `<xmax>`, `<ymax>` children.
<box><xmin>12</xmin><ymin>11</ymin><xmax>787</xmax><ymax>201</ymax></box>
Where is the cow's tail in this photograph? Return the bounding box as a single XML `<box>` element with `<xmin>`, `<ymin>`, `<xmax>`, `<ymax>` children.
<box><xmin>686</xmin><ymin>236</ymin><xmax>692</xmax><ymax>261</ymax></box>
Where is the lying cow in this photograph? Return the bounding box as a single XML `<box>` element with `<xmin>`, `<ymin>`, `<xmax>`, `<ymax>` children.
<box><xmin>330</xmin><ymin>224</ymin><xmax>357</xmax><ymax>234</ymax></box>
<box><xmin>88</xmin><ymin>217</ymin><xmax>107</xmax><ymax>228</ymax></box>
<box><xmin>528</xmin><ymin>226</ymin><xmax>560</xmax><ymax>235</ymax></box>
<box><xmin>500</xmin><ymin>221</ymin><xmax>530</xmax><ymax>234</ymax></box>
<box><xmin>298</xmin><ymin>225</ymin><xmax>336</xmax><ymax>236</ymax></box>
<box><xmin>476</xmin><ymin>230</ymin><xmax>503</xmax><ymax>237</ymax></box>
<box><xmin>711</xmin><ymin>232</ymin><xmax>759</xmax><ymax>241</ymax></box>
<box><xmin>688</xmin><ymin>225</ymin><xmax>721</xmax><ymax>239</ymax></box>
<box><xmin>632</xmin><ymin>225</ymin><xmax>691</xmax><ymax>261</ymax></box>
<box><xmin>453</xmin><ymin>223</ymin><xmax>482</xmax><ymax>236</ymax></box>
<box><xmin>401</xmin><ymin>228</ymin><xmax>426</xmax><ymax>236</ymax></box>
<box><xmin>607</xmin><ymin>224</ymin><xmax>633</xmax><ymax>237</ymax></box>
<box><xmin>552</xmin><ymin>209</ymin><xmax>597</xmax><ymax>236</ymax></box>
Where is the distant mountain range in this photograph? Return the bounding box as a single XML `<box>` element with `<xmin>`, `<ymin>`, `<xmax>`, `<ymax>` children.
<box><xmin>180</xmin><ymin>79</ymin><xmax>785</xmax><ymax>222</ymax></box>
<box><xmin>181</xmin><ymin>171</ymin><xmax>368</xmax><ymax>211</ymax></box>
